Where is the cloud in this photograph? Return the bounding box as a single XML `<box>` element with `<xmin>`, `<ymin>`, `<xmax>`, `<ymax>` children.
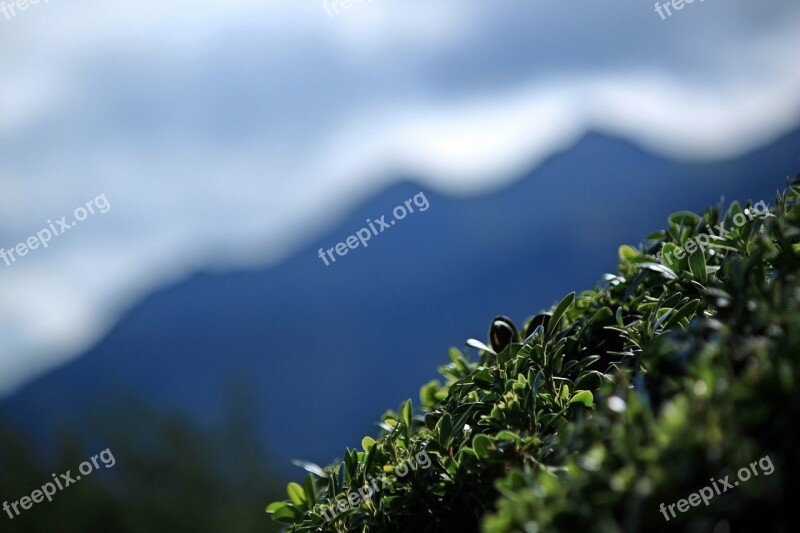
<box><xmin>1</xmin><ymin>0</ymin><xmax>799</xmax><ymax>393</ymax></box>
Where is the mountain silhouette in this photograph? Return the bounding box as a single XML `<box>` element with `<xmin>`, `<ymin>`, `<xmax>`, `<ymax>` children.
<box><xmin>3</xmin><ymin>129</ymin><xmax>799</xmax><ymax>475</ymax></box>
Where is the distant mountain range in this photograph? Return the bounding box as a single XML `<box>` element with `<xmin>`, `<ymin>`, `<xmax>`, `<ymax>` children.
<box><xmin>3</xmin><ymin>129</ymin><xmax>799</xmax><ymax>479</ymax></box>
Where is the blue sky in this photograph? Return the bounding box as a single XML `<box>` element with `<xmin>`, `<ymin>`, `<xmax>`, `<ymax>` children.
<box><xmin>1</xmin><ymin>0</ymin><xmax>799</xmax><ymax>393</ymax></box>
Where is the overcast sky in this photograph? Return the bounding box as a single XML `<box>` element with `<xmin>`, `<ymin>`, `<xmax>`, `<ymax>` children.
<box><xmin>1</xmin><ymin>0</ymin><xmax>799</xmax><ymax>394</ymax></box>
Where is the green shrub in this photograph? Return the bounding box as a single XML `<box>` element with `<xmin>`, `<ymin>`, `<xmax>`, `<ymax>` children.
<box><xmin>269</xmin><ymin>176</ymin><xmax>800</xmax><ymax>532</ymax></box>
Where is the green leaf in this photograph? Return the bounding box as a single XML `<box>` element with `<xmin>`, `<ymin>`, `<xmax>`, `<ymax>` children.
<box><xmin>532</xmin><ymin>370</ymin><xmax>543</xmax><ymax>397</ymax></box>
<box><xmin>342</xmin><ymin>448</ymin><xmax>356</xmax><ymax>482</ymax></box>
<box><xmin>449</xmin><ymin>348</ymin><xmax>471</xmax><ymax>374</ymax></box>
<box><xmin>265</xmin><ymin>502</ymin><xmax>299</xmax><ymax>523</ymax></box>
<box><xmin>472</xmin><ymin>368</ymin><xmax>494</xmax><ymax>389</ymax></box>
<box><xmin>364</xmin><ymin>440</ymin><xmax>378</xmax><ymax>473</ymax></box>
<box><xmin>420</xmin><ymin>380</ymin><xmax>439</xmax><ymax>406</ymax></box>
<box><xmin>361</xmin><ymin>436</ymin><xmax>376</xmax><ymax>452</ymax></box>
<box><xmin>618</xmin><ymin>245</ymin><xmax>638</xmax><ymax>261</ymax></box>
<box><xmin>669</xmin><ymin>211</ymin><xmax>701</xmax><ymax>227</ymax></box>
<box><xmin>458</xmin><ymin>447</ymin><xmax>478</xmax><ymax>461</ymax></box>
<box><xmin>436</xmin><ymin>412</ymin><xmax>454</xmax><ymax>447</ymax></box>
<box><xmin>547</xmin><ymin>292</ymin><xmax>575</xmax><ymax>337</ymax></box>
<box><xmin>495</xmin><ymin>430</ymin><xmax>521</xmax><ymax>443</ymax></box>
<box><xmin>286</xmin><ymin>482</ymin><xmax>305</xmax><ymax>507</ymax></box>
<box><xmin>665</xmin><ymin>299</ymin><xmax>700</xmax><ymax>329</ymax></box>
<box><xmin>654</xmin><ymin>308</ymin><xmax>673</xmax><ymax>331</ymax></box>
<box><xmin>575</xmin><ymin>370</ymin><xmax>608</xmax><ymax>389</ymax></box>
<box><xmin>570</xmin><ymin>390</ymin><xmax>594</xmax><ymax>408</ymax></box>
<box><xmin>637</xmin><ymin>262</ymin><xmax>678</xmax><ymax>280</ymax></box>
<box><xmin>659</xmin><ymin>242</ymin><xmax>681</xmax><ymax>272</ymax></box>
<box><xmin>724</xmin><ymin>201</ymin><xmax>743</xmax><ymax>227</ymax></box>
<box><xmin>574</xmin><ymin>355</ymin><xmax>601</xmax><ymax>372</ymax></box>
<box><xmin>689</xmin><ymin>245</ymin><xmax>708</xmax><ymax>283</ymax></box>
<box><xmin>265</xmin><ymin>501</ymin><xmax>286</xmax><ymax>514</ymax></box>
<box><xmin>472</xmin><ymin>434</ymin><xmax>492</xmax><ymax>459</ymax></box>
<box><xmin>591</xmin><ymin>306</ymin><xmax>614</xmax><ymax>325</ymax></box>
<box><xmin>523</xmin><ymin>324</ymin><xmax>544</xmax><ymax>344</ymax></box>
<box><xmin>401</xmin><ymin>399</ymin><xmax>413</xmax><ymax>434</ymax></box>
<box><xmin>559</xmin><ymin>384</ymin><xmax>570</xmax><ymax>401</ymax></box>
<box><xmin>303</xmin><ymin>474</ymin><xmax>316</xmax><ymax>505</ymax></box>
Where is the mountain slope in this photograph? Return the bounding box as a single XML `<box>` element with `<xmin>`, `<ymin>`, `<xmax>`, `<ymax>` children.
<box><xmin>3</xmin><ymin>129</ymin><xmax>799</xmax><ymax>472</ymax></box>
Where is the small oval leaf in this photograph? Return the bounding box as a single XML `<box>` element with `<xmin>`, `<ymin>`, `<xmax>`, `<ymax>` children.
<box><xmin>570</xmin><ymin>390</ymin><xmax>594</xmax><ymax>408</ymax></box>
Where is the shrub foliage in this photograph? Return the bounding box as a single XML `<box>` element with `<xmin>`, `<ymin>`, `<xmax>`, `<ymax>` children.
<box><xmin>269</xmin><ymin>177</ymin><xmax>800</xmax><ymax>532</ymax></box>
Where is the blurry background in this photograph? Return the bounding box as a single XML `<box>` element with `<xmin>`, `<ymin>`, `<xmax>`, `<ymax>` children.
<box><xmin>1</xmin><ymin>0</ymin><xmax>799</xmax><ymax>531</ymax></box>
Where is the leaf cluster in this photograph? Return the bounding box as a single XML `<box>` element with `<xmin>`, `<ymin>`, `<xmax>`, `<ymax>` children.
<box><xmin>270</xmin><ymin>177</ymin><xmax>800</xmax><ymax>532</ymax></box>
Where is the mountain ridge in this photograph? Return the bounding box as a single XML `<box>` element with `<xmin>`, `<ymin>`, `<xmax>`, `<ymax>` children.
<box><xmin>3</xmin><ymin>128</ymin><xmax>799</xmax><ymax>473</ymax></box>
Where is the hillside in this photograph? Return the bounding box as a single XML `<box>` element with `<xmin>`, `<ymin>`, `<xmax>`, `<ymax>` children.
<box><xmin>269</xmin><ymin>176</ymin><xmax>800</xmax><ymax>531</ymax></box>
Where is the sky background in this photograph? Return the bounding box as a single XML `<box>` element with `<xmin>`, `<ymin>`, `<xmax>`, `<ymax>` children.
<box><xmin>1</xmin><ymin>0</ymin><xmax>800</xmax><ymax>394</ymax></box>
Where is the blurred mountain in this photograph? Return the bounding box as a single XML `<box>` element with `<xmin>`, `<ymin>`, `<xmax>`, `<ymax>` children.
<box><xmin>2</xmin><ymin>129</ymin><xmax>799</xmax><ymax>477</ymax></box>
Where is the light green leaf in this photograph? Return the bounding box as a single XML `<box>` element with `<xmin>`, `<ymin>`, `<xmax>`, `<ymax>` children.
<box><xmin>401</xmin><ymin>399</ymin><xmax>413</xmax><ymax>434</ymax></box>
<box><xmin>618</xmin><ymin>245</ymin><xmax>638</xmax><ymax>261</ymax></box>
<box><xmin>361</xmin><ymin>436</ymin><xmax>376</xmax><ymax>452</ymax></box>
<box><xmin>570</xmin><ymin>390</ymin><xmax>594</xmax><ymax>408</ymax></box>
<box><xmin>286</xmin><ymin>482</ymin><xmax>305</xmax><ymax>506</ymax></box>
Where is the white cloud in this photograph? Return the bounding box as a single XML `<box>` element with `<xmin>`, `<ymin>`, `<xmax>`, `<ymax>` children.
<box><xmin>1</xmin><ymin>0</ymin><xmax>799</xmax><ymax>393</ymax></box>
